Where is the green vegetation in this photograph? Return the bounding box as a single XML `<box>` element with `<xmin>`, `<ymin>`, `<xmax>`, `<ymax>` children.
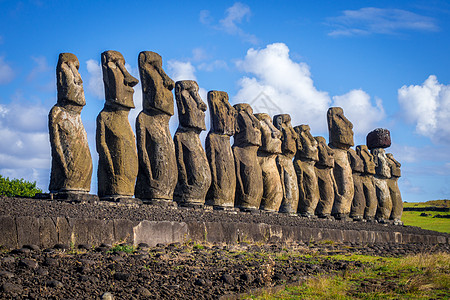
<box><xmin>402</xmin><ymin>200</ymin><xmax>450</xmax><ymax>233</ymax></box>
<box><xmin>250</xmin><ymin>252</ymin><xmax>450</xmax><ymax>300</ymax></box>
<box><xmin>0</xmin><ymin>175</ymin><xmax>42</xmax><ymax>197</ymax></box>
<box><xmin>108</xmin><ymin>244</ymin><xmax>136</xmax><ymax>254</ymax></box>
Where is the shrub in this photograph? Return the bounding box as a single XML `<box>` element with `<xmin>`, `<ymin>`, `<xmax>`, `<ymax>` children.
<box><xmin>0</xmin><ymin>175</ymin><xmax>42</xmax><ymax>197</ymax></box>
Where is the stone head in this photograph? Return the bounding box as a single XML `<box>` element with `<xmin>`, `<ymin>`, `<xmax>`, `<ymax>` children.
<box><xmin>294</xmin><ymin>124</ymin><xmax>318</xmax><ymax>161</ymax></box>
<box><xmin>138</xmin><ymin>51</ymin><xmax>175</xmax><ymax>115</ymax></box>
<box><xmin>386</xmin><ymin>153</ymin><xmax>401</xmax><ymax>178</ymax></box>
<box><xmin>175</xmin><ymin>80</ymin><xmax>207</xmax><ymax>131</ymax></box>
<box><xmin>273</xmin><ymin>114</ymin><xmax>297</xmax><ymax>156</ymax></box>
<box><xmin>371</xmin><ymin>148</ymin><xmax>391</xmax><ymax>178</ymax></box>
<box><xmin>356</xmin><ymin>145</ymin><xmax>375</xmax><ymax>175</ymax></box>
<box><xmin>57</xmin><ymin>53</ymin><xmax>85</xmax><ymax>107</ymax></box>
<box><xmin>314</xmin><ymin>136</ymin><xmax>334</xmax><ymax>168</ymax></box>
<box><xmin>102</xmin><ymin>50</ymin><xmax>139</xmax><ymax>109</ymax></box>
<box><xmin>208</xmin><ymin>90</ymin><xmax>236</xmax><ymax>136</ymax></box>
<box><xmin>254</xmin><ymin>113</ymin><xmax>281</xmax><ymax>154</ymax></box>
<box><xmin>348</xmin><ymin>148</ymin><xmax>364</xmax><ymax>173</ymax></box>
<box><xmin>327</xmin><ymin>107</ymin><xmax>354</xmax><ymax>149</ymax></box>
<box><xmin>233</xmin><ymin>103</ymin><xmax>261</xmax><ymax>147</ymax></box>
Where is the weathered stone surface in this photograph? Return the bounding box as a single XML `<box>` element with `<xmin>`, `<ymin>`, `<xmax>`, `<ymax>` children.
<box><xmin>327</xmin><ymin>107</ymin><xmax>354</xmax><ymax>219</ymax></box>
<box><xmin>367</xmin><ymin>128</ymin><xmax>391</xmax><ymax>150</ymax></box>
<box><xmin>273</xmin><ymin>114</ymin><xmax>299</xmax><ymax>214</ymax></box>
<box><xmin>49</xmin><ymin>53</ymin><xmax>92</xmax><ymax>193</ymax></box>
<box><xmin>348</xmin><ymin>149</ymin><xmax>365</xmax><ymax>220</ymax></box>
<box><xmin>387</xmin><ymin>153</ymin><xmax>403</xmax><ymax>222</ymax></box>
<box><xmin>314</xmin><ymin>136</ymin><xmax>336</xmax><ymax>217</ymax></box>
<box><xmin>96</xmin><ymin>51</ymin><xmax>139</xmax><ymax>198</ymax></box>
<box><xmin>254</xmin><ymin>113</ymin><xmax>283</xmax><ymax>212</ymax></box>
<box><xmin>174</xmin><ymin>80</ymin><xmax>211</xmax><ymax>205</ymax></box>
<box><xmin>135</xmin><ymin>51</ymin><xmax>177</xmax><ymax>201</ymax></box>
<box><xmin>371</xmin><ymin>148</ymin><xmax>392</xmax><ymax>221</ymax></box>
<box><xmin>206</xmin><ymin>91</ymin><xmax>236</xmax><ymax>208</ymax></box>
<box><xmin>233</xmin><ymin>104</ymin><xmax>263</xmax><ymax>211</ymax></box>
<box><xmin>327</xmin><ymin>107</ymin><xmax>354</xmax><ymax>150</ymax></box>
<box><xmin>294</xmin><ymin>125</ymin><xmax>319</xmax><ymax>216</ymax></box>
<box><xmin>356</xmin><ymin>145</ymin><xmax>377</xmax><ymax>220</ymax></box>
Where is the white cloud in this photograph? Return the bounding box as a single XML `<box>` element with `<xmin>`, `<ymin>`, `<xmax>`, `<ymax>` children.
<box><xmin>332</xmin><ymin>89</ymin><xmax>385</xmax><ymax>135</ymax></box>
<box><xmin>86</xmin><ymin>59</ymin><xmax>104</xmax><ymax>99</ymax></box>
<box><xmin>198</xmin><ymin>60</ymin><xmax>228</xmax><ymax>72</ymax></box>
<box><xmin>234</xmin><ymin>43</ymin><xmax>331</xmax><ymax>132</ymax></box>
<box><xmin>328</xmin><ymin>7</ymin><xmax>438</xmax><ymax>36</ymax></box>
<box><xmin>167</xmin><ymin>60</ymin><xmax>197</xmax><ymax>82</ymax></box>
<box><xmin>27</xmin><ymin>56</ymin><xmax>50</xmax><ymax>81</ymax></box>
<box><xmin>0</xmin><ymin>56</ymin><xmax>14</xmax><ymax>84</ymax></box>
<box><xmin>398</xmin><ymin>75</ymin><xmax>450</xmax><ymax>144</ymax></box>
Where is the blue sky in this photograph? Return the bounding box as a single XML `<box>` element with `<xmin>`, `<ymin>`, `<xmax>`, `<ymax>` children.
<box><xmin>0</xmin><ymin>0</ymin><xmax>449</xmax><ymax>202</ymax></box>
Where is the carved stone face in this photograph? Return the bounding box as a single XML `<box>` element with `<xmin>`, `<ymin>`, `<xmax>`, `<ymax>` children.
<box><xmin>208</xmin><ymin>90</ymin><xmax>236</xmax><ymax>136</ymax></box>
<box><xmin>233</xmin><ymin>103</ymin><xmax>261</xmax><ymax>147</ymax></box>
<box><xmin>294</xmin><ymin>124</ymin><xmax>318</xmax><ymax>161</ymax></box>
<box><xmin>386</xmin><ymin>153</ymin><xmax>401</xmax><ymax>177</ymax></box>
<box><xmin>175</xmin><ymin>80</ymin><xmax>207</xmax><ymax>131</ymax></box>
<box><xmin>138</xmin><ymin>51</ymin><xmax>175</xmax><ymax>115</ymax></box>
<box><xmin>315</xmin><ymin>136</ymin><xmax>334</xmax><ymax>168</ymax></box>
<box><xmin>371</xmin><ymin>148</ymin><xmax>391</xmax><ymax>178</ymax></box>
<box><xmin>102</xmin><ymin>50</ymin><xmax>139</xmax><ymax>109</ymax></box>
<box><xmin>57</xmin><ymin>53</ymin><xmax>85</xmax><ymax>107</ymax></box>
<box><xmin>273</xmin><ymin>114</ymin><xmax>297</xmax><ymax>155</ymax></box>
<box><xmin>327</xmin><ymin>107</ymin><xmax>354</xmax><ymax>149</ymax></box>
<box><xmin>254</xmin><ymin>113</ymin><xmax>281</xmax><ymax>154</ymax></box>
<box><xmin>348</xmin><ymin>148</ymin><xmax>364</xmax><ymax>173</ymax></box>
<box><xmin>356</xmin><ymin>145</ymin><xmax>375</xmax><ymax>175</ymax></box>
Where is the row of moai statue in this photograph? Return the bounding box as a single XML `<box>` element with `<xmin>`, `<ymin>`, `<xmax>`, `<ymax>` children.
<box><xmin>49</xmin><ymin>51</ymin><xmax>403</xmax><ymax>224</ymax></box>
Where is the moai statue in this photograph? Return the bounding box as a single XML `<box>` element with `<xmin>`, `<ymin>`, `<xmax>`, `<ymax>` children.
<box><xmin>134</xmin><ymin>51</ymin><xmax>178</xmax><ymax>204</ymax></box>
<box><xmin>273</xmin><ymin>114</ymin><xmax>299</xmax><ymax>214</ymax></box>
<box><xmin>294</xmin><ymin>125</ymin><xmax>320</xmax><ymax>217</ymax></box>
<box><xmin>387</xmin><ymin>153</ymin><xmax>403</xmax><ymax>225</ymax></box>
<box><xmin>96</xmin><ymin>51</ymin><xmax>139</xmax><ymax>200</ymax></box>
<box><xmin>356</xmin><ymin>145</ymin><xmax>377</xmax><ymax>221</ymax></box>
<box><xmin>173</xmin><ymin>80</ymin><xmax>211</xmax><ymax>206</ymax></box>
<box><xmin>49</xmin><ymin>53</ymin><xmax>93</xmax><ymax>196</ymax></box>
<box><xmin>348</xmin><ymin>148</ymin><xmax>365</xmax><ymax>221</ymax></box>
<box><xmin>254</xmin><ymin>113</ymin><xmax>283</xmax><ymax>212</ymax></box>
<box><xmin>367</xmin><ymin>128</ymin><xmax>393</xmax><ymax>223</ymax></box>
<box><xmin>314</xmin><ymin>136</ymin><xmax>336</xmax><ymax>219</ymax></box>
<box><xmin>233</xmin><ymin>104</ymin><xmax>263</xmax><ymax>211</ymax></box>
<box><xmin>205</xmin><ymin>91</ymin><xmax>237</xmax><ymax>209</ymax></box>
<box><xmin>327</xmin><ymin>107</ymin><xmax>354</xmax><ymax>220</ymax></box>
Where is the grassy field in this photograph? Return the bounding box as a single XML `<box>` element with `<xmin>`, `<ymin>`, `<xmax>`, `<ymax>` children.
<box><xmin>249</xmin><ymin>252</ymin><xmax>450</xmax><ymax>299</ymax></box>
<box><xmin>402</xmin><ymin>200</ymin><xmax>450</xmax><ymax>233</ymax></box>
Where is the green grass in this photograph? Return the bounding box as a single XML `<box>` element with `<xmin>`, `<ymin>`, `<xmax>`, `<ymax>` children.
<box><xmin>402</xmin><ymin>200</ymin><xmax>450</xmax><ymax>233</ymax></box>
<box><xmin>249</xmin><ymin>252</ymin><xmax>450</xmax><ymax>299</ymax></box>
<box><xmin>107</xmin><ymin>244</ymin><xmax>136</xmax><ymax>254</ymax></box>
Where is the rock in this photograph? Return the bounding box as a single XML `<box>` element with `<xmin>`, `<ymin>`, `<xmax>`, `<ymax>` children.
<box><xmin>49</xmin><ymin>53</ymin><xmax>93</xmax><ymax>194</ymax></box>
<box><xmin>1</xmin><ymin>283</ymin><xmax>23</xmax><ymax>293</ymax></box>
<box><xmin>35</xmin><ymin>267</ymin><xmax>49</xmax><ymax>276</ymax></box>
<box><xmin>0</xmin><ymin>271</ymin><xmax>14</xmax><ymax>279</ymax></box>
<box><xmin>371</xmin><ymin>148</ymin><xmax>392</xmax><ymax>221</ymax></box>
<box><xmin>54</xmin><ymin>243</ymin><xmax>69</xmax><ymax>250</ymax></box>
<box><xmin>206</xmin><ymin>91</ymin><xmax>237</xmax><ymax>209</ymax></box>
<box><xmin>254</xmin><ymin>113</ymin><xmax>283</xmax><ymax>212</ymax></box>
<box><xmin>2</xmin><ymin>257</ymin><xmax>15</xmax><ymax>263</ymax></box>
<box><xmin>23</xmin><ymin>244</ymin><xmax>40</xmax><ymax>251</ymax></box>
<box><xmin>356</xmin><ymin>145</ymin><xmax>377</xmax><ymax>220</ymax></box>
<box><xmin>102</xmin><ymin>292</ymin><xmax>114</xmax><ymax>300</ymax></box>
<box><xmin>367</xmin><ymin>128</ymin><xmax>391</xmax><ymax>150</ymax></box>
<box><xmin>174</xmin><ymin>80</ymin><xmax>211</xmax><ymax>206</ymax></box>
<box><xmin>314</xmin><ymin>136</ymin><xmax>335</xmax><ymax>218</ymax></box>
<box><xmin>387</xmin><ymin>153</ymin><xmax>403</xmax><ymax>222</ymax></box>
<box><xmin>194</xmin><ymin>278</ymin><xmax>213</xmax><ymax>287</ymax></box>
<box><xmin>11</xmin><ymin>247</ymin><xmax>31</xmax><ymax>254</ymax></box>
<box><xmin>221</xmin><ymin>273</ymin><xmax>235</xmax><ymax>285</ymax></box>
<box><xmin>114</xmin><ymin>272</ymin><xmax>131</xmax><ymax>281</ymax></box>
<box><xmin>46</xmin><ymin>280</ymin><xmax>63</xmax><ymax>288</ymax></box>
<box><xmin>135</xmin><ymin>51</ymin><xmax>177</xmax><ymax>202</ymax></box>
<box><xmin>135</xmin><ymin>287</ymin><xmax>152</xmax><ymax>296</ymax></box>
<box><xmin>327</xmin><ymin>107</ymin><xmax>354</xmax><ymax>150</ymax></box>
<box><xmin>19</xmin><ymin>258</ymin><xmax>38</xmax><ymax>269</ymax></box>
<box><xmin>240</xmin><ymin>271</ymin><xmax>254</xmax><ymax>283</ymax></box>
<box><xmin>96</xmin><ymin>50</ymin><xmax>139</xmax><ymax>198</ymax></box>
<box><xmin>348</xmin><ymin>148</ymin><xmax>365</xmax><ymax>220</ymax></box>
<box><xmin>274</xmin><ymin>114</ymin><xmax>299</xmax><ymax>214</ymax></box>
<box><xmin>233</xmin><ymin>104</ymin><xmax>263</xmax><ymax>210</ymax></box>
<box><xmin>294</xmin><ymin>125</ymin><xmax>320</xmax><ymax>216</ymax></box>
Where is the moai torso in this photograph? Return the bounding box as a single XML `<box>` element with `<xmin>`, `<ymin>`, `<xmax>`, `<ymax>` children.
<box><xmin>254</xmin><ymin>113</ymin><xmax>283</xmax><ymax>212</ymax></box>
<box><xmin>173</xmin><ymin>80</ymin><xmax>211</xmax><ymax>205</ymax></box>
<box><xmin>205</xmin><ymin>90</ymin><xmax>237</xmax><ymax>208</ymax></box>
<box><xmin>96</xmin><ymin>51</ymin><xmax>139</xmax><ymax>198</ymax></box>
<box><xmin>371</xmin><ymin>146</ymin><xmax>392</xmax><ymax>221</ymax></box>
<box><xmin>294</xmin><ymin>125</ymin><xmax>319</xmax><ymax>217</ymax></box>
<box><xmin>233</xmin><ymin>104</ymin><xmax>263</xmax><ymax>211</ymax></box>
<box><xmin>273</xmin><ymin>114</ymin><xmax>299</xmax><ymax>214</ymax></box>
<box><xmin>49</xmin><ymin>53</ymin><xmax>92</xmax><ymax>193</ymax></box>
<box><xmin>348</xmin><ymin>148</ymin><xmax>365</xmax><ymax>220</ymax></box>
<box><xmin>134</xmin><ymin>51</ymin><xmax>178</xmax><ymax>202</ymax></box>
<box><xmin>314</xmin><ymin>136</ymin><xmax>335</xmax><ymax>217</ymax></box>
<box><xmin>327</xmin><ymin>107</ymin><xmax>354</xmax><ymax>219</ymax></box>
<box><xmin>356</xmin><ymin>145</ymin><xmax>377</xmax><ymax>220</ymax></box>
<box><xmin>387</xmin><ymin>153</ymin><xmax>403</xmax><ymax>223</ymax></box>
